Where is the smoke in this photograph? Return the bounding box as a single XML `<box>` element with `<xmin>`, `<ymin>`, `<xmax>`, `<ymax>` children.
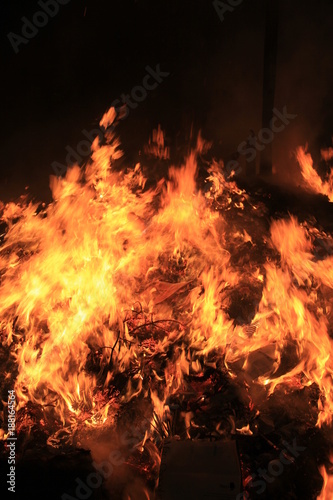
<box><xmin>2</xmin><ymin>0</ymin><xmax>333</xmax><ymax>200</ymax></box>
<box><xmin>199</xmin><ymin>0</ymin><xmax>333</xmax><ymax>184</ymax></box>
<box><xmin>273</xmin><ymin>0</ymin><xmax>333</xmax><ymax>182</ymax></box>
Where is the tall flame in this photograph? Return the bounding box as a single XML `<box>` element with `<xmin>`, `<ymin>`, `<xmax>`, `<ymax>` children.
<box><xmin>297</xmin><ymin>146</ymin><xmax>333</xmax><ymax>202</ymax></box>
<box><xmin>0</xmin><ymin>106</ymin><xmax>333</xmax><ymax>449</ymax></box>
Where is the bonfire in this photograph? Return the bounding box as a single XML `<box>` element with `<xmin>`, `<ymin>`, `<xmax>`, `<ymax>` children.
<box><xmin>0</xmin><ymin>106</ymin><xmax>333</xmax><ymax>499</ymax></box>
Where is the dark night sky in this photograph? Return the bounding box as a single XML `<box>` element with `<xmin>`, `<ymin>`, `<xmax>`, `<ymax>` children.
<box><xmin>1</xmin><ymin>0</ymin><xmax>333</xmax><ymax>202</ymax></box>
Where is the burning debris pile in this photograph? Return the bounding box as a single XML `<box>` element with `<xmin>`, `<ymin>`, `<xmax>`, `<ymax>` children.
<box><xmin>0</xmin><ymin>107</ymin><xmax>333</xmax><ymax>499</ymax></box>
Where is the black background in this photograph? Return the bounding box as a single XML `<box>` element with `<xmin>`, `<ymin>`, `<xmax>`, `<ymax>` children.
<box><xmin>1</xmin><ymin>0</ymin><xmax>333</xmax><ymax>202</ymax></box>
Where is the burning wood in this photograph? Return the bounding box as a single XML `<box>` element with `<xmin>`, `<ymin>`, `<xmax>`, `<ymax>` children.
<box><xmin>0</xmin><ymin>105</ymin><xmax>333</xmax><ymax>498</ymax></box>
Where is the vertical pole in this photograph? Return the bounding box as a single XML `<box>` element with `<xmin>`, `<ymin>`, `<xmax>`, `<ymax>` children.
<box><xmin>260</xmin><ymin>0</ymin><xmax>279</xmax><ymax>176</ymax></box>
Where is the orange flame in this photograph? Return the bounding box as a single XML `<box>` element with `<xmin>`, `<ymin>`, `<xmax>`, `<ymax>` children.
<box><xmin>318</xmin><ymin>457</ymin><xmax>333</xmax><ymax>500</ymax></box>
<box><xmin>0</xmin><ymin>106</ymin><xmax>333</xmax><ymax>448</ymax></box>
<box><xmin>297</xmin><ymin>146</ymin><xmax>333</xmax><ymax>202</ymax></box>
